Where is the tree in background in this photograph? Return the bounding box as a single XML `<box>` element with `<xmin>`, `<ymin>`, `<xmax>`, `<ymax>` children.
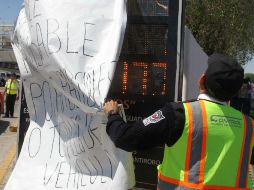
<box><xmin>245</xmin><ymin>73</ymin><xmax>254</xmax><ymax>82</ymax></box>
<box><xmin>186</xmin><ymin>0</ymin><xmax>254</xmax><ymax>65</ymax></box>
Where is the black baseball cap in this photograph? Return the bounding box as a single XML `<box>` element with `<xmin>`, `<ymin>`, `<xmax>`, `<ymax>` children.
<box><xmin>204</xmin><ymin>53</ymin><xmax>244</xmax><ymax>101</ymax></box>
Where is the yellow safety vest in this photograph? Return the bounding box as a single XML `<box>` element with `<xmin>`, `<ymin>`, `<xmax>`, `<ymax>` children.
<box><xmin>158</xmin><ymin>100</ymin><xmax>254</xmax><ymax>190</ymax></box>
<box><xmin>5</xmin><ymin>79</ymin><xmax>18</xmax><ymax>95</ymax></box>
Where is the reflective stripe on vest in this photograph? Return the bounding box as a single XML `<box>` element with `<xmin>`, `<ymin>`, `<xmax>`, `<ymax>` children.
<box><xmin>158</xmin><ymin>173</ymin><xmax>251</xmax><ymax>190</ymax></box>
<box><xmin>236</xmin><ymin>115</ymin><xmax>253</xmax><ymax>187</ymax></box>
<box><xmin>184</xmin><ymin>101</ymin><xmax>207</xmax><ymax>184</ymax></box>
<box><xmin>158</xmin><ymin>100</ymin><xmax>254</xmax><ymax>190</ymax></box>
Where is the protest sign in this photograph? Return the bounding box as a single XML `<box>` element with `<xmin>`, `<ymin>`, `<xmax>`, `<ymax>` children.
<box><xmin>5</xmin><ymin>1</ymin><xmax>135</xmax><ymax>190</ymax></box>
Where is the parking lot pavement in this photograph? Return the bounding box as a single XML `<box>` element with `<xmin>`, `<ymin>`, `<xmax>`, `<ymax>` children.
<box><xmin>0</xmin><ymin>102</ymin><xmax>19</xmax><ymax>190</ymax></box>
<box><xmin>0</xmin><ymin>117</ymin><xmax>18</xmax><ymax>190</ymax></box>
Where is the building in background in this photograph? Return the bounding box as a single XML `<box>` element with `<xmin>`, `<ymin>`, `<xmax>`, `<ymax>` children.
<box><xmin>0</xmin><ymin>22</ymin><xmax>13</xmax><ymax>49</ymax></box>
<box><xmin>0</xmin><ymin>22</ymin><xmax>19</xmax><ymax>76</ymax></box>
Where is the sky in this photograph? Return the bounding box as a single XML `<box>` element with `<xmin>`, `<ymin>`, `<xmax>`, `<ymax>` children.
<box><xmin>0</xmin><ymin>0</ymin><xmax>253</xmax><ymax>73</ymax></box>
<box><xmin>244</xmin><ymin>59</ymin><xmax>254</xmax><ymax>74</ymax></box>
<box><xmin>0</xmin><ymin>0</ymin><xmax>23</xmax><ymax>23</ymax></box>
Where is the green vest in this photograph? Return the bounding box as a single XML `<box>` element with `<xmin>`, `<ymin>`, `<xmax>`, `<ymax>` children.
<box><xmin>158</xmin><ymin>100</ymin><xmax>254</xmax><ymax>190</ymax></box>
<box><xmin>5</xmin><ymin>79</ymin><xmax>18</xmax><ymax>95</ymax></box>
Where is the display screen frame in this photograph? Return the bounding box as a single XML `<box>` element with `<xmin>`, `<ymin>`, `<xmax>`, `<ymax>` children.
<box><xmin>107</xmin><ymin>0</ymin><xmax>184</xmax><ymax>189</ymax></box>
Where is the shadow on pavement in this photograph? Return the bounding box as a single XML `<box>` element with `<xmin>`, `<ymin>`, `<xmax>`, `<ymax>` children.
<box><xmin>0</xmin><ymin>120</ymin><xmax>10</xmax><ymax>135</ymax></box>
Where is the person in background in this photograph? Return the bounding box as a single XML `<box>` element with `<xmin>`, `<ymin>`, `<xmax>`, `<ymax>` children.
<box><xmin>232</xmin><ymin>79</ymin><xmax>249</xmax><ymax>114</ymax></box>
<box><xmin>231</xmin><ymin>77</ymin><xmax>253</xmax><ymax>116</ymax></box>
<box><xmin>104</xmin><ymin>54</ymin><xmax>253</xmax><ymax>189</ymax></box>
<box><xmin>246</xmin><ymin>78</ymin><xmax>253</xmax><ymax>116</ymax></box>
<box><xmin>3</xmin><ymin>73</ymin><xmax>19</xmax><ymax>118</ymax></box>
<box><xmin>0</xmin><ymin>77</ymin><xmax>5</xmax><ymax>87</ymax></box>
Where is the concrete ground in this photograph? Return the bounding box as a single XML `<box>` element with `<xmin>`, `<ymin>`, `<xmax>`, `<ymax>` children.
<box><xmin>0</xmin><ymin>102</ymin><xmax>19</xmax><ymax>190</ymax></box>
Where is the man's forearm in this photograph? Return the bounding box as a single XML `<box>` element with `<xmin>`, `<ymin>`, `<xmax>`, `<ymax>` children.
<box><xmin>106</xmin><ymin>113</ymin><xmax>171</xmax><ymax>152</ymax></box>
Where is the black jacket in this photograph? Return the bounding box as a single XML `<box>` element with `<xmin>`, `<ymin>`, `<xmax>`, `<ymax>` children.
<box><xmin>106</xmin><ymin>102</ymin><xmax>185</xmax><ymax>152</ymax></box>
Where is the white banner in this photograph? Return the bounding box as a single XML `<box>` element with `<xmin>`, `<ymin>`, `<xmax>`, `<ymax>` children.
<box><xmin>5</xmin><ymin>1</ymin><xmax>135</xmax><ymax>190</ymax></box>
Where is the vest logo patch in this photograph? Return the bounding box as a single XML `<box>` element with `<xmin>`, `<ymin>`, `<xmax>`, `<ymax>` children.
<box><xmin>143</xmin><ymin>110</ymin><xmax>165</xmax><ymax>126</ymax></box>
<box><xmin>210</xmin><ymin>115</ymin><xmax>241</xmax><ymax>128</ymax></box>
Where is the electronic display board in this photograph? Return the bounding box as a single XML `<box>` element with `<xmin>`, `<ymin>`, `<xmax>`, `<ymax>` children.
<box><xmin>107</xmin><ymin>0</ymin><xmax>184</xmax><ymax>189</ymax></box>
